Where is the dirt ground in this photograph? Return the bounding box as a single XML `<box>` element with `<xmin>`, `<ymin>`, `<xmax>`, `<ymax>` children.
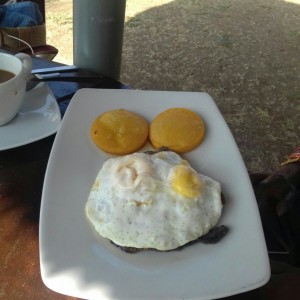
<box><xmin>45</xmin><ymin>0</ymin><xmax>300</xmax><ymax>172</ymax></box>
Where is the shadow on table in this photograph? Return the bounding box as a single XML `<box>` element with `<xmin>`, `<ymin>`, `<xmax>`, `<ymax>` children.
<box><xmin>0</xmin><ymin>136</ymin><xmax>54</xmax><ymax>224</ymax></box>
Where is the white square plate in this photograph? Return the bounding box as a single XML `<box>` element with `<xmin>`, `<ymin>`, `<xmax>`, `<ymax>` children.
<box><xmin>40</xmin><ymin>89</ymin><xmax>270</xmax><ymax>300</ymax></box>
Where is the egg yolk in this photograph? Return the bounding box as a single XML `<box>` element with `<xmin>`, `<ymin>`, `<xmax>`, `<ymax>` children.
<box><xmin>169</xmin><ymin>164</ymin><xmax>203</xmax><ymax>199</ymax></box>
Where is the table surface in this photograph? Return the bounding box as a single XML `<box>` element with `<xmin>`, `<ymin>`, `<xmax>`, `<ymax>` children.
<box><xmin>0</xmin><ymin>52</ymin><xmax>299</xmax><ymax>300</ymax></box>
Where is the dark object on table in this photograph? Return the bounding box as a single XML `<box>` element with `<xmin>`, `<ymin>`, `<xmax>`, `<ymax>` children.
<box><xmin>17</xmin><ymin>44</ymin><xmax>58</xmax><ymax>60</ymax></box>
<box><xmin>198</xmin><ymin>225</ymin><xmax>229</xmax><ymax>244</ymax></box>
<box><xmin>250</xmin><ymin>146</ymin><xmax>300</xmax><ymax>267</ymax></box>
<box><xmin>29</xmin><ymin>64</ymin><xmax>127</xmax><ymax>115</ymax></box>
<box><xmin>112</xmin><ymin>226</ymin><xmax>229</xmax><ymax>254</ymax></box>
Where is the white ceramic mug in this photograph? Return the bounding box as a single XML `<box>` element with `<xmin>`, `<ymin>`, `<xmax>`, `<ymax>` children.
<box><xmin>0</xmin><ymin>52</ymin><xmax>32</xmax><ymax>126</ymax></box>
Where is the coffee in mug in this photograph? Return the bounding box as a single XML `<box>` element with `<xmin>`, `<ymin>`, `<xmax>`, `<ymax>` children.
<box><xmin>0</xmin><ymin>70</ymin><xmax>15</xmax><ymax>83</ymax></box>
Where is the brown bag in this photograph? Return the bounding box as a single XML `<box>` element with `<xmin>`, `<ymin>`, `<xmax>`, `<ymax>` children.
<box><xmin>0</xmin><ymin>23</ymin><xmax>46</xmax><ymax>52</ymax></box>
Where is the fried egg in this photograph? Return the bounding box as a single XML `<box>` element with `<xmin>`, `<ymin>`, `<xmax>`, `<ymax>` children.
<box><xmin>85</xmin><ymin>151</ymin><xmax>223</xmax><ymax>251</ymax></box>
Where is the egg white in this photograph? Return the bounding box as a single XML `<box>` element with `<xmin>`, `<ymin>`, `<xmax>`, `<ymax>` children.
<box><xmin>86</xmin><ymin>151</ymin><xmax>223</xmax><ymax>251</ymax></box>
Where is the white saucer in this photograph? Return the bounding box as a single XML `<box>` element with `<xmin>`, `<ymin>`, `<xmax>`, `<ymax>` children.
<box><xmin>0</xmin><ymin>83</ymin><xmax>61</xmax><ymax>151</ymax></box>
